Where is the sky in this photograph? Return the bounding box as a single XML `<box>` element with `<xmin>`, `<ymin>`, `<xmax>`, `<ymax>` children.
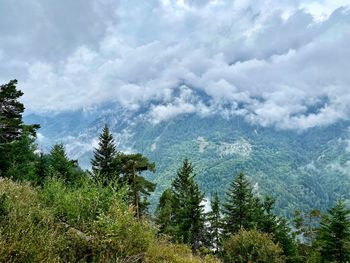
<box><xmin>1</xmin><ymin>0</ymin><xmax>350</xmax><ymax>130</ymax></box>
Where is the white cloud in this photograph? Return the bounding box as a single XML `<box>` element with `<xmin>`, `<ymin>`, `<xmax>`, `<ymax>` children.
<box><xmin>1</xmin><ymin>0</ymin><xmax>350</xmax><ymax>130</ymax></box>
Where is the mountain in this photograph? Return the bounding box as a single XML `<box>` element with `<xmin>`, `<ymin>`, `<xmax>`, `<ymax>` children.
<box><xmin>25</xmin><ymin>102</ymin><xmax>350</xmax><ymax>217</ymax></box>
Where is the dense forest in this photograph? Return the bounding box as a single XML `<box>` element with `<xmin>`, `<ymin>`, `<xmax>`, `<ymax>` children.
<box><xmin>1</xmin><ymin>79</ymin><xmax>350</xmax><ymax>262</ymax></box>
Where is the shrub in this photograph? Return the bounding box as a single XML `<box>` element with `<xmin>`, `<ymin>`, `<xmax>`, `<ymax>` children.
<box><xmin>0</xmin><ymin>178</ymin><xmax>69</xmax><ymax>262</ymax></box>
<box><xmin>146</xmin><ymin>237</ymin><xmax>220</xmax><ymax>263</ymax></box>
<box><xmin>0</xmin><ymin>178</ymin><xmax>220</xmax><ymax>262</ymax></box>
<box><xmin>40</xmin><ymin>177</ymin><xmax>123</xmax><ymax>230</ymax></box>
<box><xmin>223</xmin><ymin>228</ymin><xmax>286</xmax><ymax>263</ymax></box>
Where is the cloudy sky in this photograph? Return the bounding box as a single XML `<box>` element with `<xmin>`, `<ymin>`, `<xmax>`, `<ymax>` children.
<box><xmin>1</xmin><ymin>0</ymin><xmax>350</xmax><ymax>130</ymax></box>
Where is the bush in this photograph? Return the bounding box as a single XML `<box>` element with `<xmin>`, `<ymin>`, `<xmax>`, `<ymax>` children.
<box><xmin>0</xmin><ymin>178</ymin><xmax>69</xmax><ymax>262</ymax></box>
<box><xmin>40</xmin><ymin>177</ymin><xmax>122</xmax><ymax>230</ymax></box>
<box><xmin>89</xmin><ymin>204</ymin><xmax>155</xmax><ymax>261</ymax></box>
<box><xmin>0</xmin><ymin>177</ymin><xmax>217</xmax><ymax>262</ymax></box>
<box><xmin>146</xmin><ymin>237</ymin><xmax>220</xmax><ymax>263</ymax></box>
<box><xmin>223</xmin><ymin>228</ymin><xmax>286</xmax><ymax>263</ymax></box>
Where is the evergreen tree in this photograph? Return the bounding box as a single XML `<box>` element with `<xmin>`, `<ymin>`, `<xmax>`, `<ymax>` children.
<box><xmin>318</xmin><ymin>200</ymin><xmax>350</xmax><ymax>263</ymax></box>
<box><xmin>117</xmin><ymin>153</ymin><xmax>156</xmax><ymax>219</ymax></box>
<box><xmin>207</xmin><ymin>192</ymin><xmax>223</xmax><ymax>254</ymax></box>
<box><xmin>293</xmin><ymin>209</ymin><xmax>321</xmax><ymax>262</ymax></box>
<box><xmin>155</xmin><ymin>188</ymin><xmax>175</xmax><ymax>236</ymax></box>
<box><xmin>0</xmin><ymin>80</ymin><xmax>24</xmax><ymax>144</ymax></box>
<box><xmin>0</xmin><ymin>80</ymin><xmax>39</xmax><ymax>177</ymax></box>
<box><xmin>91</xmin><ymin>125</ymin><xmax>118</xmax><ymax>185</ymax></box>
<box><xmin>5</xmin><ymin>128</ymin><xmax>38</xmax><ymax>182</ymax></box>
<box><xmin>171</xmin><ymin>159</ymin><xmax>206</xmax><ymax>252</ymax></box>
<box><xmin>48</xmin><ymin>144</ymin><xmax>79</xmax><ymax>183</ymax></box>
<box><xmin>273</xmin><ymin>218</ymin><xmax>299</xmax><ymax>263</ymax></box>
<box><xmin>257</xmin><ymin>196</ymin><xmax>298</xmax><ymax>262</ymax></box>
<box><xmin>222</xmin><ymin>173</ymin><xmax>258</xmax><ymax>235</ymax></box>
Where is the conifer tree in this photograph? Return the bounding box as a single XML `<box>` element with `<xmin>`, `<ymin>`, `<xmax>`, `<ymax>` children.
<box><xmin>0</xmin><ymin>80</ymin><xmax>24</xmax><ymax>143</ymax></box>
<box><xmin>117</xmin><ymin>153</ymin><xmax>156</xmax><ymax>219</ymax></box>
<box><xmin>0</xmin><ymin>80</ymin><xmax>39</xmax><ymax>177</ymax></box>
<box><xmin>207</xmin><ymin>192</ymin><xmax>223</xmax><ymax>254</ymax></box>
<box><xmin>222</xmin><ymin>173</ymin><xmax>257</xmax><ymax>235</ymax></box>
<box><xmin>49</xmin><ymin>144</ymin><xmax>79</xmax><ymax>183</ymax></box>
<box><xmin>318</xmin><ymin>200</ymin><xmax>350</xmax><ymax>263</ymax></box>
<box><xmin>155</xmin><ymin>188</ymin><xmax>175</xmax><ymax>235</ymax></box>
<box><xmin>5</xmin><ymin>128</ymin><xmax>38</xmax><ymax>181</ymax></box>
<box><xmin>91</xmin><ymin>125</ymin><xmax>118</xmax><ymax>185</ymax></box>
<box><xmin>257</xmin><ymin>196</ymin><xmax>299</xmax><ymax>262</ymax></box>
<box><xmin>171</xmin><ymin>159</ymin><xmax>206</xmax><ymax>252</ymax></box>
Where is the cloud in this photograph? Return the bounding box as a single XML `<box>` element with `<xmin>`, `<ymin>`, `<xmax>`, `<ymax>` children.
<box><xmin>1</xmin><ymin>0</ymin><xmax>350</xmax><ymax>130</ymax></box>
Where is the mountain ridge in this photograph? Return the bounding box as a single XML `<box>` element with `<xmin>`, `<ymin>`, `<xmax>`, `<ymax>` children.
<box><xmin>25</xmin><ymin>103</ymin><xmax>350</xmax><ymax>216</ymax></box>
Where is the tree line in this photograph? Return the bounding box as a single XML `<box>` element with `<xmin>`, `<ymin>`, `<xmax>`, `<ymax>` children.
<box><xmin>1</xmin><ymin>79</ymin><xmax>350</xmax><ymax>262</ymax></box>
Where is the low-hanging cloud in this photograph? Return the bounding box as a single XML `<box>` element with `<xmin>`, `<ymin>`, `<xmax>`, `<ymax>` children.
<box><xmin>1</xmin><ymin>0</ymin><xmax>350</xmax><ymax>130</ymax></box>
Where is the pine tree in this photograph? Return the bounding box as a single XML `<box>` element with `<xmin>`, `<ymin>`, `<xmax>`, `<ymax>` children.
<box><xmin>91</xmin><ymin>125</ymin><xmax>118</xmax><ymax>185</ymax></box>
<box><xmin>117</xmin><ymin>153</ymin><xmax>156</xmax><ymax>219</ymax></box>
<box><xmin>259</xmin><ymin>196</ymin><xmax>298</xmax><ymax>263</ymax></box>
<box><xmin>49</xmin><ymin>144</ymin><xmax>79</xmax><ymax>183</ymax></box>
<box><xmin>207</xmin><ymin>192</ymin><xmax>223</xmax><ymax>254</ymax></box>
<box><xmin>155</xmin><ymin>188</ymin><xmax>175</xmax><ymax>236</ymax></box>
<box><xmin>293</xmin><ymin>209</ymin><xmax>321</xmax><ymax>262</ymax></box>
<box><xmin>318</xmin><ymin>200</ymin><xmax>350</xmax><ymax>263</ymax></box>
<box><xmin>0</xmin><ymin>80</ymin><xmax>24</xmax><ymax>144</ymax></box>
<box><xmin>171</xmin><ymin>159</ymin><xmax>206</xmax><ymax>252</ymax></box>
<box><xmin>5</xmin><ymin>128</ymin><xmax>38</xmax><ymax>182</ymax></box>
<box><xmin>223</xmin><ymin>173</ymin><xmax>258</xmax><ymax>235</ymax></box>
<box><xmin>0</xmin><ymin>80</ymin><xmax>39</xmax><ymax>177</ymax></box>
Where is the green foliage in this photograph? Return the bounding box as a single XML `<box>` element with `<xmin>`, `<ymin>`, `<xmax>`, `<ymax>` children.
<box><xmin>0</xmin><ymin>80</ymin><xmax>40</xmax><ymax>179</ymax></box>
<box><xmin>125</xmin><ymin>114</ymin><xmax>350</xmax><ymax>216</ymax></box>
<box><xmin>0</xmin><ymin>79</ymin><xmax>24</xmax><ymax>143</ymax></box>
<box><xmin>171</xmin><ymin>159</ymin><xmax>207</xmax><ymax>252</ymax></box>
<box><xmin>117</xmin><ymin>153</ymin><xmax>156</xmax><ymax>219</ymax></box>
<box><xmin>293</xmin><ymin>209</ymin><xmax>321</xmax><ymax>262</ymax></box>
<box><xmin>91</xmin><ymin>125</ymin><xmax>119</xmax><ymax>185</ymax></box>
<box><xmin>5</xmin><ymin>80</ymin><xmax>350</xmax><ymax>262</ymax></box>
<box><xmin>48</xmin><ymin>144</ymin><xmax>84</xmax><ymax>184</ymax></box>
<box><xmin>317</xmin><ymin>200</ymin><xmax>350</xmax><ymax>262</ymax></box>
<box><xmin>35</xmin><ymin>152</ymin><xmax>50</xmax><ymax>185</ymax></box>
<box><xmin>145</xmin><ymin>237</ymin><xmax>220</xmax><ymax>263</ymax></box>
<box><xmin>3</xmin><ymin>129</ymin><xmax>38</xmax><ymax>182</ymax></box>
<box><xmin>0</xmin><ymin>177</ymin><xmax>220</xmax><ymax>262</ymax></box>
<box><xmin>155</xmin><ymin>188</ymin><xmax>176</xmax><ymax>235</ymax></box>
<box><xmin>0</xmin><ymin>178</ymin><xmax>69</xmax><ymax>262</ymax></box>
<box><xmin>223</xmin><ymin>172</ymin><xmax>258</xmax><ymax>235</ymax></box>
<box><xmin>40</xmin><ymin>177</ymin><xmax>123</xmax><ymax>230</ymax></box>
<box><xmin>207</xmin><ymin>192</ymin><xmax>223</xmax><ymax>254</ymax></box>
<box><xmin>223</xmin><ymin>228</ymin><xmax>286</xmax><ymax>263</ymax></box>
<box><xmin>221</xmin><ymin>173</ymin><xmax>299</xmax><ymax>261</ymax></box>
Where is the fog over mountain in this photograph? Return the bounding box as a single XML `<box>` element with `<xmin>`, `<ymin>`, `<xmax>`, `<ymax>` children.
<box><xmin>1</xmin><ymin>0</ymin><xmax>350</xmax><ymax>130</ymax></box>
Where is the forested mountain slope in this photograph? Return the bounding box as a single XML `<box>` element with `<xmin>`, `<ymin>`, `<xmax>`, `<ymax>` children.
<box><xmin>26</xmin><ymin>106</ymin><xmax>350</xmax><ymax>216</ymax></box>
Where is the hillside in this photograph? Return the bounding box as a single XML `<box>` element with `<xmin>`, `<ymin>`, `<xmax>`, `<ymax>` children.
<box><xmin>25</xmin><ymin>106</ymin><xmax>350</xmax><ymax>216</ymax></box>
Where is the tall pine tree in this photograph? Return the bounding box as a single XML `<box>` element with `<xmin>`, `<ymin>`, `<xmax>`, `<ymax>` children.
<box><xmin>207</xmin><ymin>192</ymin><xmax>223</xmax><ymax>254</ymax></box>
<box><xmin>155</xmin><ymin>188</ymin><xmax>175</xmax><ymax>236</ymax></box>
<box><xmin>49</xmin><ymin>144</ymin><xmax>79</xmax><ymax>183</ymax></box>
<box><xmin>117</xmin><ymin>153</ymin><xmax>156</xmax><ymax>219</ymax></box>
<box><xmin>91</xmin><ymin>125</ymin><xmax>118</xmax><ymax>185</ymax></box>
<box><xmin>223</xmin><ymin>172</ymin><xmax>258</xmax><ymax>236</ymax></box>
<box><xmin>318</xmin><ymin>200</ymin><xmax>350</xmax><ymax>263</ymax></box>
<box><xmin>0</xmin><ymin>80</ymin><xmax>24</xmax><ymax>143</ymax></box>
<box><xmin>171</xmin><ymin>159</ymin><xmax>206</xmax><ymax>252</ymax></box>
<box><xmin>0</xmin><ymin>80</ymin><xmax>39</xmax><ymax>178</ymax></box>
